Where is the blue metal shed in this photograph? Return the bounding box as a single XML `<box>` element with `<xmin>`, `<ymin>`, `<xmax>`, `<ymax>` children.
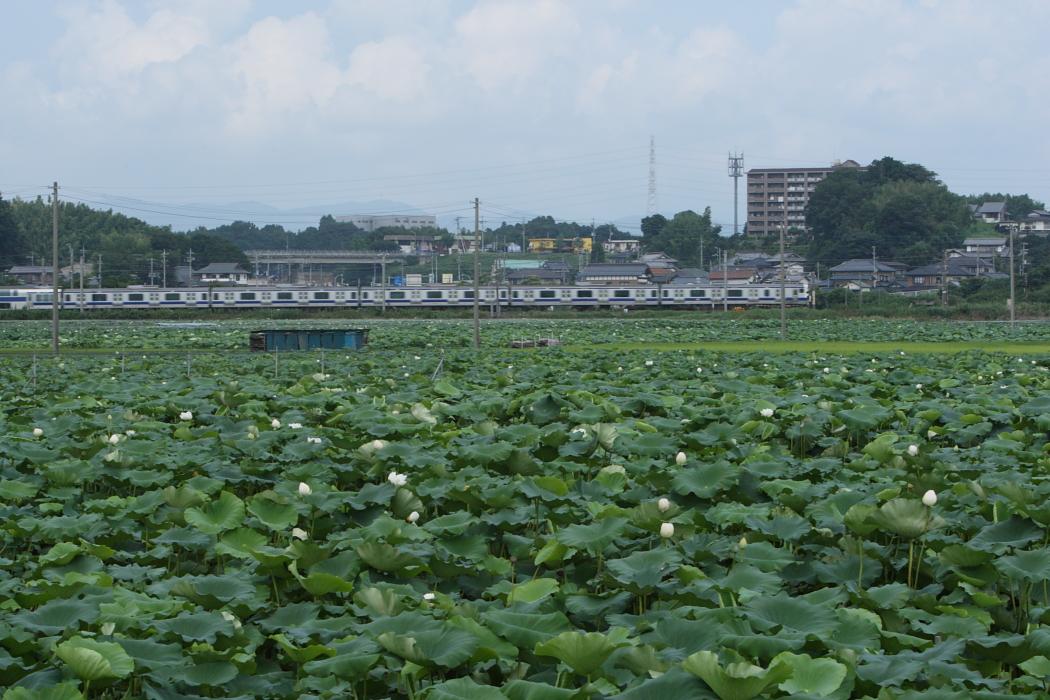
<box><xmin>250</xmin><ymin>329</ymin><xmax>369</xmax><ymax>351</ymax></box>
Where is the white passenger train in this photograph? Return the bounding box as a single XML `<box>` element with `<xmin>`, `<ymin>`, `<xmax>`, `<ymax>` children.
<box><xmin>0</xmin><ymin>281</ymin><xmax>811</xmax><ymax>311</ymax></box>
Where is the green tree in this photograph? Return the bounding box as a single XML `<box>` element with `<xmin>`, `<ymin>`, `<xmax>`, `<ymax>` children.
<box><xmin>641</xmin><ymin>209</ymin><xmax>721</xmax><ymax>266</ymax></box>
<box><xmin>0</xmin><ymin>196</ymin><xmax>22</xmax><ymax>266</ymax></box>
<box><xmin>963</xmin><ymin>192</ymin><xmax>1045</xmax><ymax>220</ymax></box>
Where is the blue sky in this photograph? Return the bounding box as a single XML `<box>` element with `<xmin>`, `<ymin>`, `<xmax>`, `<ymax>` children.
<box><xmin>2</xmin><ymin>1</ymin><xmax>1049</xmax><ymax>233</ymax></box>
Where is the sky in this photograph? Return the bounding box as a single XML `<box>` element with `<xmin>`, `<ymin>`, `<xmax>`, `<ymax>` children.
<box><xmin>2</xmin><ymin>0</ymin><xmax>1050</xmax><ymax>234</ymax></box>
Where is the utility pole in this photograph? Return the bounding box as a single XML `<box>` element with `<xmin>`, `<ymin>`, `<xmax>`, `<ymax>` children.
<box><xmin>722</xmin><ymin>250</ymin><xmax>728</xmax><ymax>312</ymax></box>
<box><xmin>473</xmin><ymin>197</ymin><xmax>481</xmax><ymax>350</ymax></box>
<box><xmin>941</xmin><ymin>250</ymin><xmax>948</xmax><ymax>306</ymax></box>
<box><xmin>728</xmin><ymin>152</ymin><xmax>744</xmax><ymax>236</ymax></box>
<box><xmin>79</xmin><ymin>248</ymin><xmax>85</xmax><ymax>312</ymax></box>
<box><xmin>647</xmin><ymin>135</ymin><xmax>658</xmax><ymax>215</ymax></box>
<box><xmin>780</xmin><ymin>222</ymin><xmax>786</xmax><ymax>340</ymax></box>
<box><xmin>97</xmin><ymin>254</ymin><xmax>102</xmax><ymax>288</ymax></box>
<box><xmin>1009</xmin><ymin>226</ymin><xmax>1016</xmax><ymax>329</ymax></box>
<box><xmin>161</xmin><ymin>250</ymin><xmax>168</xmax><ymax>287</ymax></box>
<box><xmin>51</xmin><ymin>182</ymin><xmax>59</xmax><ymax>355</ymax></box>
<box><xmin>148</xmin><ymin>257</ymin><xmax>155</xmax><ymax>286</ymax></box>
<box><xmin>380</xmin><ymin>253</ymin><xmax>387</xmax><ymax>315</ymax></box>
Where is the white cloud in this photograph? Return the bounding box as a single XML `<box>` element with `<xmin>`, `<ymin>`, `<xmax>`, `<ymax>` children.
<box><xmin>345</xmin><ymin>36</ymin><xmax>429</xmax><ymax>101</ymax></box>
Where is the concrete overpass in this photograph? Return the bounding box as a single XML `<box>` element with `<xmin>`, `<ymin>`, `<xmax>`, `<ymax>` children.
<box><xmin>244</xmin><ymin>250</ymin><xmax>405</xmax><ymax>284</ymax></box>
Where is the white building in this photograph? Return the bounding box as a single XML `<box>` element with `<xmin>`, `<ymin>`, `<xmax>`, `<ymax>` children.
<box><xmin>1022</xmin><ymin>210</ymin><xmax>1050</xmax><ymax>234</ymax></box>
<box><xmin>963</xmin><ymin>237</ymin><xmax>1007</xmax><ymax>256</ymax></box>
<box><xmin>335</xmin><ymin>214</ymin><xmax>437</xmax><ymax>231</ymax></box>
<box><xmin>193</xmin><ymin>263</ymin><xmax>251</xmax><ymax>285</ymax></box>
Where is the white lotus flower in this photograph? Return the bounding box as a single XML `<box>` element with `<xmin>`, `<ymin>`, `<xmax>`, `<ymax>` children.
<box><xmin>760</xmin><ymin>408</ymin><xmax>774</xmax><ymax>418</ymax></box>
<box><xmin>823</xmin><ymin>367</ymin><xmax>830</xmax><ymax>373</ymax></box>
<box><xmin>571</xmin><ymin>427</ymin><xmax>588</xmax><ymax>439</ymax></box>
<box><xmin>927</xmin><ymin>429</ymin><xmax>937</xmax><ymax>439</ymax></box>
<box><xmin>915</xmin><ymin>384</ymin><xmax>923</xmax><ymax>390</ymax></box>
<box><xmin>659</xmin><ymin>522</ymin><xmax>674</xmax><ymax>538</ymax></box>
<box><xmin>907</xmin><ymin>444</ymin><xmax>919</xmax><ymax>457</ymax></box>
<box><xmin>288</xmin><ymin>422</ymin><xmax>303</xmax><ymax>430</ymax></box>
<box><xmin>291</xmin><ymin>527</ymin><xmax>309</xmax><ymax>540</ymax></box>
<box><xmin>271</xmin><ymin>418</ymin><xmax>281</xmax><ymax>429</ymax></box>
<box><xmin>125</xmin><ymin>429</ymin><xmax>136</xmax><ymax>437</ymax></box>
<box><xmin>179</xmin><ymin>411</ymin><xmax>193</xmax><ymax>421</ymax></box>
<box><xmin>306</xmin><ymin>436</ymin><xmax>322</xmax><ymax>444</ymax></box>
<box><xmin>658</xmin><ymin>497</ymin><xmax>671</xmax><ymax>512</ymax></box>
<box><xmin>645</xmin><ymin>360</ymin><xmax>654</xmax><ymax>367</ymax></box>
<box><xmin>298</xmin><ymin>482</ymin><xmax>312</xmax><ymax>497</ymax></box>
<box><xmin>100</xmin><ymin>622</ymin><xmax>115</xmax><ymax>635</ymax></box>
<box><xmin>32</xmin><ymin>427</ymin><xmax>43</xmax><ymax>437</ymax></box>
<box><xmin>922</xmin><ymin>489</ymin><xmax>938</xmax><ymax>507</ymax></box>
<box><xmin>371</xmin><ymin>439</ymin><xmax>387</xmax><ymax>450</ymax></box>
<box><xmin>220</xmin><ymin>610</ymin><xmax>242</xmax><ymax>630</ymax></box>
<box><xmin>675</xmin><ymin>451</ymin><xmax>687</xmax><ymax>465</ymax></box>
<box><xmin>422</xmin><ymin>592</ymin><xmax>436</xmax><ymax>601</ymax></box>
<box><xmin>108</xmin><ymin>434</ymin><xmax>121</xmax><ymax>445</ymax></box>
<box><xmin>388</xmin><ymin>471</ymin><xmax>408</xmax><ymax>487</ymax></box>
<box><xmin>738</xmin><ymin>536</ymin><xmax>748</xmax><ymax>549</ymax></box>
<box><xmin>407</xmin><ymin>511</ymin><xmax>420</xmax><ymax>523</ymax></box>
<box><xmin>696</xmin><ymin>367</ymin><xmax>703</xmax><ymax>374</ymax></box>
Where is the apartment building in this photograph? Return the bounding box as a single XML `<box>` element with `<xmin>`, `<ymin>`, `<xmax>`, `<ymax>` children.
<box><xmin>746</xmin><ymin>160</ymin><xmax>861</xmax><ymax>236</ymax></box>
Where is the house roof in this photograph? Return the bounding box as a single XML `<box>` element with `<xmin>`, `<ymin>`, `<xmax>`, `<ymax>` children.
<box><xmin>1027</xmin><ymin>210</ymin><xmax>1050</xmax><ymax>220</ymax></box>
<box><xmin>709</xmin><ymin>269</ymin><xmax>756</xmax><ymax>281</ymax></box>
<box><xmin>963</xmin><ymin>237</ymin><xmax>1006</xmax><ymax>246</ymax></box>
<box><xmin>7</xmin><ymin>266</ymin><xmax>51</xmax><ymax>274</ymax></box>
<box><xmin>578</xmin><ymin>264</ymin><xmax>649</xmax><ymax>277</ymax></box>
<box><xmin>506</xmin><ymin>268</ymin><xmax>568</xmax><ymax>282</ymax></box>
<box><xmin>977</xmin><ymin>201</ymin><xmax>1007</xmax><ymax>214</ymax></box>
<box><xmin>905</xmin><ymin>260</ymin><xmax>989</xmax><ymax>277</ymax></box>
<box><xmin>194</xmin><ymin>263</ymin><xmax>249</xmax><ymax>275</ymax></box>
<box><xmin>829</xmin><ymin>259</ymin><xmax>901</xmax><ymax>273</ymax></box>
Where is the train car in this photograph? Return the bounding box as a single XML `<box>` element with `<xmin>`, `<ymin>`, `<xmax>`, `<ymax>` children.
<box><xmin>14</xmin><ymin>280</ymin><xmax>811</xmax><ymax>312</ymax></box>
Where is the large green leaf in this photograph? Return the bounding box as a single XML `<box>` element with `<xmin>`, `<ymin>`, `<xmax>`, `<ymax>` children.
<box><xmin>870</xmin><ymin>498</ymin><xmax>941</xmax><ymax>539</ymax></box>
<box><xmin>772</xmin><ymin>652</ymin><xmax>847</xmax><ymax>696</ymax></box>
<box><xmin>184</xmin><ymin>491</ymin><xmax>245</xmax><ymax>535</ymax></box>
<box><xmin>247</xmin><ymin>492</ymin><xmax>298</xmax><ymax>531</ymax></box>
<box><xmin>681</xmin><ymin>651</ymin><xmax>790</xmax><ymax>700</ymax></box>
<box><xmin>534</xmin><ymin>628</ymin><xmax>630</xmax><ymax>677</ymax></box>
<box><xmin>482</xmin><ymin>609</ymin><xmax>573</xmax><ymax>648</ymax></box>
<box><xmin>427</xmin><ymin>678</ymin><xmax>509</xmax><ymax>700</ymax></box>
<box><xmin>55</xmin><ymin>637</ymin><xmax>134</xmax><ymax>682</ymax></box>
<box><xmin>2</xmin><ymin>685</ymin><xmax>85</xmax><ymax>700</ymax></box>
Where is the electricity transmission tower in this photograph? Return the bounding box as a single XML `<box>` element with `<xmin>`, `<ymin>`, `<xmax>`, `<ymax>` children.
<box><xmin>728</xmin><ymin>152</ymin><xmax>744</xmax><ymax>235</ymax></box>
<box><xmin>647</xmin><ymin>135</ymin><xmax>657</xmax><ymax>215</ymax></box>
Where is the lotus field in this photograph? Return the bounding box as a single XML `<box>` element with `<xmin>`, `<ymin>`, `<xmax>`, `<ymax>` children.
<box><xmin>7</xmin><ymin>345</ymin><xmax>1050</xmax><ymax>698</ymax></box>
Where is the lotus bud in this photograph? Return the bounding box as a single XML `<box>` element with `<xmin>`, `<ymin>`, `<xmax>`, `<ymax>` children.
<box><xmin>738</xmin><ymin>536</ymin><xmax>748</xmax><ymax>549</ymax></box>
<box><xmin>922</xmin><ymin>490</ymin><xmax>937</xmax><ymax>507</ymax></box>
<box><xmin>675</xmin><ymin>451</ymin><xmax>687</xmax><ymax>466</ymax></box>
<box><xmin>291</xmin><ymin>527</ymin><xmax>309</xmax><ymax>541</ymax></box>
<box><xmin>907</xmin><ymin>444</ymin><xmax>919</xmax><ymax>457</ymax></box>
<box><xmin>659</xmin><ymin>522</ymin><xmax>675</xmax><ymax>538</ymax></box>
<box><xmin>407</xmin><ymin>511</ymin><xmax>420</xmax><ymax>523</ymax></box>
<box><xmin>915</xmin><ymin>384</ymin><xmax>923</xmax><ymax>390</ymax></box>
<box><xmin>125</xmin><ymin>429</ymin><xmax>136</xmax><ymax>436</ymax></box>
<box><xmin>371</xmin><ymin>439</ymin><xmax>387</xmax><ymax>450</ymax></box>
<box><xmin>220</xmin><ymin>610</ymin><xmax>242</xmax><ymax>630</ymax></box>
<box><xmin>645</xmin><ymin>360</ymin><xmax>654</xmax><ymax>367</ymax></box>
<box><xmin>298</xmin><ymin>482</ymin><xmax>312</xmax><ymax>497</ymax></box>
<box><xmin>388</xmin><ymin>471</ymin><xmax>408</xmax><ymax>487</ymax></box>
<box><xmin>927</xmin><ymin>429</ymin><xmax>937</xmax><ymax>439</ymax></box>
<box><xmin>100</xmin><ymin>622</ymin><xmax>115</xmax><ymax>635</ymax></box>
<box><xmin>271</xmin><ymin>418</ymin><xmax>281</xmax><ymax>429</ymax></box>
<box><xmin>760</xmin><ymin>407</ymin><xmax>774</xmax><ymax>418</ymax></box>
<box><xmin>108</xmin><ymin>434</ymin><xmax>121</xmax><ymax>445</ymax></box>
<box><xmin>289</xmin><ymin>422</ymin><xmax>303</xmax><ymax>429</ymax></box>
<box><xmin>658</xmin><ymin>497</ymin><xmax>671</xmax><ymax>513</ymax></box>
<box><xmin>179</xmin><ymin>411</ymin><xmax>193</xmax><ymax>421</ymax></box>
<box><xmin>423</xmin><ymin>592</ymin><xmax>436</xmax><ymax>601</ymax></box>
<box><xmin>32</xmin><ymin>427</ymin><xmax>43</xmax><ymax>437</ymax></box>
<box><xmin>306</xmin><ymin>436</ymin><xmax>322</xmax><ymax>444</ymax></box>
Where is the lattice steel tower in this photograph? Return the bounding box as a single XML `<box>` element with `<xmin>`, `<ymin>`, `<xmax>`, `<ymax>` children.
<box><xmin>728</xmin><ymin>152</ymin><xmax>744</xmax><ymax>235</ymax></box>
<box><xmin>647</xmin><ymin>135</ymin><xmax>657</xmax><ymax>215</ymax></box>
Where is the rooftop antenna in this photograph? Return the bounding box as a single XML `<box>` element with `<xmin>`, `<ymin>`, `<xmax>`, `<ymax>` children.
<box><xmin>647</xmin><ymin>135</ymin><xmax>657</xmax><ymax>215</ymax></box>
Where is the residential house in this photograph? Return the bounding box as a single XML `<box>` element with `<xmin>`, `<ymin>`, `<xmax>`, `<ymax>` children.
<box><xmin>828</xmin><ymin>259</ymin><xmax>903</xmax><ymax>288</ymax></box>
<box><xmin>382</xmin><ymin>233</ymin><xmax>441</xmax><ymax>255</ymax></box>
<box><xmin>1022</xmin><ymin>210</ymin><xmax>1050</xmax><ymax>234</ymax></box>
<box><xmin>603</xmin><ymin>238</ymin><xmax>641</xmax><ymax>255</ymax></box>
<box><xmin>963</xmin><ymin>237</ymin><xmax>1007</xmax><ymax>256</ymax></box>
<box><xmin>903</xmin><ymin>256</ymin><xmax>999</xmax><ymax>287</ymax></box>
<box><xmin>576</xmin><ymin>263</ymin><xmax>650</xmax><ymax>284</ymax></box>
<box><xmin>974</xmin><ymin>202</ymin><xmax>1008</xmax><ymax>224</ymax></box>
<box><xmin>193</xmin><ymin>263</ymin><xmax>251</xmax><ymax>285</ymax></box>
<box><xmin>6</xmin><ymin>265</ymin><xmax>53</xmax><ymax>285</ymax></box>
<box><xmin>505</xmin><ymin>261</ymin><xmax>573</xmax><ymax>285</ymax></box>
<box><xmin>668</xmin><ymin>268</ymin><xmax>707</xmax><ymax>285</ymax></box>
<box><xmin>708</xmin><ymin>268</ymin><xmax>758</xmax><ymax>283</ymax></box>
<box><xmin>640</xmin><ymin>252</ymin><xmax>679</xmax><ymax>268</ymax></box>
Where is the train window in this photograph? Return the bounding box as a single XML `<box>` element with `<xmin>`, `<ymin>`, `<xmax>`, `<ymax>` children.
<box><xmin>539</xmin><ymin>290</ymin><xmax>556</xmax><ymax>299</ymax></box>
<box><xmin>662</xmin><ymin>290</ymin><xmax>670</xmax><ymax>298</ymax></box>
<box><xmin>728</xmin><ymin>289</ymin><xmax>744</xmax><ymax>298</ymax></box>
<box><xmin>576</xmin><ymin>290</ymin><xmax>593</xmax><ymax>298</ymax></box>
<box><xmin>164</xmin><ymin>293</ymin><xmax>180</xmax><ymax>301</ymax></box>
<box><xmin>649</xmin><ymin>290</ymin><xmax>658</xmax><ymax>298</ymax></box>
<box><xmin>349</xmin><ymin>292</ymin><xmax>357</xmax><ymax>299</ymax></box>
<box><xmin>314</xmin><ymin>292</ymin><xmax>330</xmax><ymax>300</ymax></box>
<box><xmin>690</xmin><ymin>289</ymin><xmax>707</xmax><ymax>297</ymax></box>
<box><xmin>764</xmin><ymin>289</ymin><xmax>771</xmax><ymax>297</ymax></box>
<box><xmin>128</xmin><ymin>293</ymin><xmax>144</xmax><ymax>301</ymax></box>
<box><xmin>512</xmin><ymin>291</ymin><xmax>520</xmax><ymax>298</ymax></box>
<box><xmin>426</xmin><ymin>291</ymin><xmax>443</xmax><ymax>299</ymax></box>
<box><xmin>362</xmin><ymin>293</ymin><xmax>371</xmax><ymax>300</ymax></box>
<box><xmin>389</xmin><ymin>291</ymin><xmax>406</xmax><ymax>299</ymax></box>
<box><xmin>462</xmin><ymin>291</ymin><xmax>475</xmax><ymax>299</ymax></box>
<box><xmin>92</xmin><ymin>293</ymin><xmax>107</xmax><ymax>302</ymax></box>
<box><xmin>240</xmin><ymin>292</ymin><xmax>256</xmax><ymax>301</ymax></box>
<box><xmin>277</xmin><ymin>292</ymin><xmax>293</xmax><ymax>300</ymax></box>
<box><xmin>613</xmin><ymin>290</ymin><xmax>630</xmax><ymax>298</ymax></box>
<box><xmin>64</xmin><ymin>295</ymin><xmax>71</xmax><ymax>302</ymax></box>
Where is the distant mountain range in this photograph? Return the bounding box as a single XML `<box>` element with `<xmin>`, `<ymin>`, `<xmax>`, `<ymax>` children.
<box><xmin>93</xmin><ymin>197</ymin><xmax>437</xmax><ymax>232</ymax></box>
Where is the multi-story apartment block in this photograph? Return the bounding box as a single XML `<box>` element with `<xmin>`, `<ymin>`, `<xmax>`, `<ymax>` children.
<box><xmin>745</xmin><ymin>160</ymin><xmax>860</xmax><ymax>236</ymax></box>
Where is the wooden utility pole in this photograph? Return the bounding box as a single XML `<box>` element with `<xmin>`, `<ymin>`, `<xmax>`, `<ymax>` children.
<box><xmin>722</xmin><ymin>251</ymin><xmax>728</xmax><ymax>312</ymax></box>
<box><xmin>779</xmin><ymin>223</ymin><xmax>786</xmax><ymax>340</ymax></box>
<box><xmin>941</xmin><ymin>250</ymin><xmax>948</xmax><ymax>306</ymax></box>
<box><xmin>473</xmin><ymin>197</ymin><xmax>480</xmax><ymax>350</ymax></box>
<box><xmin>1009</xmin><ymin>226</ymin><xmax>1016</xmax><ymax>328</ymax></box>
<box><xmin>51</xmin><ymin>182</ymin><xmax>59</xmax><ymax>355</ymax></box>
